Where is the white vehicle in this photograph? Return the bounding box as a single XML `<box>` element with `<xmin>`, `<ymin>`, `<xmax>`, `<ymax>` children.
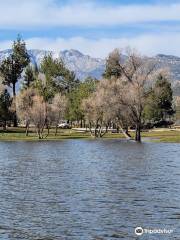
<box><xmin>58</xmin><ymin>122</ymin><xmax>70</xmax><ymax>129</ymax></box>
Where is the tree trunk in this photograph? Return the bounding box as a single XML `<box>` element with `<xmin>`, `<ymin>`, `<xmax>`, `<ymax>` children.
<box><xmin>37</xmin><ymin>129</ymin><xmax>41</xmax><ymax>139</ymax></box>
<box><xmin>13</xmin><ymin>83</ymin><xmax>18</xmax><ymax>127</ymax></box>
<box><xmin>135</xmin><ymin>123</ymin><xmax>141</xmax><ymax>142</ymax></box>
<box><xmin>25</xmin><ymin>122</ymin><xmax>29</xmax><ymax>136</ymax></box>
<box><xmin>100</xmin><ymin>125</ymin><xmax>108</xmax><ymax>137</ymax></box>
<box><xmin>55</xmin><ymin>125</ymin><xmax>58</xmax><ymax>136</ymax></box>
<box><xmin>95</xmin><ymin>125</ymin><xmax>99</xmax><ymax>138</ymax></box>
<box><xmin>119</xmin><ymin>126</ymin><xmax>132</xmax><ymax>139</ymax></box>
<box><xmin>36</xmin><ymin>124</ymin><xmax>43</xmax><ymax>139</ymax></box>
<box><xmin>89</xmin><ymin>122</ymin><xmax>96</xmax><ymax>138</ymax></box>
<box><xmin>3</xmin><ymin>121</ymin><xmax>6</xmax><ymax>131</ymax></box>
<box><xmin>116</xmin><ymin>126</ymin><xmax>119</xmax><ymax>133</ymax></box>
<box><xmin>45</xmin><ymin>125</ymin><xmax>50</xmax><ymax>138</ymax></box>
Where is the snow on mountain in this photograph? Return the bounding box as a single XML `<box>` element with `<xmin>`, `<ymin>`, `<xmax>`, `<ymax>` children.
<box><xmin>59</xmin><ymin>49</ymin><xmax>105</xmax><ymax>79</ymax></box>
<box><xmin>0</xmin><ymin>49</ymin><xmax>105</xmax><ymax>80</ymax></box>
<box><xmin>153</xmin><ymin>54</ymin><xmax>180</xmax><ymax>81</ymax></box>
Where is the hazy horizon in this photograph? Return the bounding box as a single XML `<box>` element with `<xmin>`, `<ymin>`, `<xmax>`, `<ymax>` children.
<box><xmin>0</xmin><ymin>0</ymin><xmax>180</xmax><ymax>58</ymax></box>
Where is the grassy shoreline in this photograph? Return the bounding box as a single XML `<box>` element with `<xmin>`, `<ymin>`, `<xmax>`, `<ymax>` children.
<box><xmin>0</xmin><ymin>127</ymin><xmax>180</xmax><ymax>143</ymax></box>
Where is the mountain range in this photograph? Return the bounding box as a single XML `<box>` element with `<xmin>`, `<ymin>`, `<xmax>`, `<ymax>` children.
<box><xmin>0</xmin><ymin>49</ymin><xmax>180</xmax><ymax>95</ymax></box>
<box><xmin>0</xmin><ymin>49</ymin><xmax>105</xmax><ymax>80</ymax></box>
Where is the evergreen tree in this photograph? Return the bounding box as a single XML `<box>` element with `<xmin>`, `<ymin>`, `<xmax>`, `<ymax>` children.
<box><xmin>144</xmin><ymin>73</ymin><xmax>175</xmax><ymax>124</ymax></box>
<box><xmin>0</xmin><ymin>89</ymin><xmax>12</xmax><ymax>130</ymax></box>
<box><xmin>0</xmin><ymin>36</ymin><xmax>30</xmax><ymax>126</ymax></box>
<box><xmin>22</xmin><ymin>65</ymin><xmax>36</xmax><ymax>89</ymax></box>
<box><xmin>154</xmin><ymin>73</ymin><xmax>174</xmax><ymax>119</ymax></box>
<box><xmin>38</xmin><ymin>54</ymin><xmax>79</xmax><ymax>101</ymax></box>
<box><xmin>103</xmin><ymin>49</ymin><xmax>122</xmax><ymax>79</ymax></box>
<box><xmin>67</xmin><ymin>77</ymin><xmax>97</xmax><ymax>124</ymax></box>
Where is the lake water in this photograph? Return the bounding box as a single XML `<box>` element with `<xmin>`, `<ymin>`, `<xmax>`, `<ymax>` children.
<box><xmin>0</xmin><ymin>140</ymin><xmax>179</xmax><ymax>240</ymax></box>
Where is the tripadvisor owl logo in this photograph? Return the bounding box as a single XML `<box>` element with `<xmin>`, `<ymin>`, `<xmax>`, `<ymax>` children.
<box><xmin>135</xmin><ymin>227</ymin><xmax>144</xmax><ymax>236</ymax></box>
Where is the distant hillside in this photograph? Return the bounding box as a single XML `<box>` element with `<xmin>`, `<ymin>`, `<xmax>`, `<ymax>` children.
<box><xmin>0</xmin><ymin>49</ymin><xmax>180</xmax><ymax>95</ymax></box>
<box><xmin>0</xmin><ymin>49</ymin><xmax>105</xmax><ymax>80</ymax></box>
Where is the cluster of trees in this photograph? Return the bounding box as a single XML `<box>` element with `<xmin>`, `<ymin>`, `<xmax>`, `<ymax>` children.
<box><xmin>16</xmin><ymin>88</ymin><xmax>67</xmax><ymax>138</ymax></box>
<box><xmin>0</xmin><ymin>38</ymin><xmax>175</xmax><ymax>141</ymax></box>
<box><xmin>0</xmin><ymin>37</ymin><xmax>97</xmax><ymax>138</ymax></box>
<box><xmin>82</xmin><ymin>49</ymin><xmax>175</xmax><ymax>141</ymax></box>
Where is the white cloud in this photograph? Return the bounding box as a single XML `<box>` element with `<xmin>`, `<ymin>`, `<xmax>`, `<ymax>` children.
<box><xmin>1</xmin><ymin>34</ymin><xmax>180</xmax><ymax>58</ymax></box>
<box><xmin>0</xmin><ymin>0</ymin><xmax>180</xmax><ymax>28</ymax></box>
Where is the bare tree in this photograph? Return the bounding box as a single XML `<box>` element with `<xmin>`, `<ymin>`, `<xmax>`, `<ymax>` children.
<box><xmin>82</xmin><ymin>79</ymin><xmax>112</xmax><ymax>137</ymax></box>
<box><xmin>29</xmin><ymin>95</ymin><xmax>47</xmax><ymax>139</ymax></box>
<box><xmin>103</xmin><ymin>77</ymin><xmax>132</xmax><ymax>139</ymax></box>
<box><xmin>17</xmin><ymin>89</ymin><xmax>67</xmax><ymax>138</ymax></box>
<box><xmin>51</xmin><ymin>93</ymin><xmax>67</xmax><ymax>135</ymax></box>
<box><xmin>83</xmin><ymin>49</ymin><xmax>157</xmax><ymax>141</ymax></box>
<box><xmin>115</xmin><ymin>49</ymin><xmax>156</xmax><ymax>141</ymax></box>
<box><xmin>16</xmin><ymin>88</ymin><xmax>36</xmax><ymax>136</ymax></box>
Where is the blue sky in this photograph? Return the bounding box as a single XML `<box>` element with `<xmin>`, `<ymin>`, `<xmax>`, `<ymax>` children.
<box><xmin>0</xmin><ymin>0</ymin><xmax>180</xmax><ymax>58</ymax></box>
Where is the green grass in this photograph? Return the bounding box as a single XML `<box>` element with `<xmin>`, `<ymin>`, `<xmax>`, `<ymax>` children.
<box><xmin>0</xmin><ymin>127</ymin><xmax>124</xmax><ymax>141</ymax></box>
<box><xmin>0</xmin><ymin>127</ymin><xmax>180</xmax><ymax>143</ymax></box>
<box><xmin>142</xmin><ymin>129</ymin><xmax>180</xmax><ymax>143</ymax></box>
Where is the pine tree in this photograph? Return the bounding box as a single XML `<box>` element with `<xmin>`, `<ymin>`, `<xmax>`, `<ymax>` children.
<box><xmin>143</xmin><ymin>73</ymin><xmax>175</xmax><ymax>124</ymax></box>
<box><xmin>0</xmin><ymin>36</ymin><xmax>30</xmax><ymax>126</ymax></box>
<box><xmin>154</xmin><ymin>73</ymin><xmax>175</xmax><ymax>120</ymax></box>
<box><xmin>38</xmin><ymin>54</ymin><xmax>79</xmax><ymax>101</ymax></box>
<box><xmin>103</xmin><ymin>49</ymin><xmax>122</xmax><ymax>79</ymax></box>
<box><xmin>0</xmin><ymin>89</ymin><xmax>12</xmax><ymax>130</ymax></box>
<box><xmin>23</xmin><ymin>65</ymin><xmax>35</xmax><ymax>89</ymax></box>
